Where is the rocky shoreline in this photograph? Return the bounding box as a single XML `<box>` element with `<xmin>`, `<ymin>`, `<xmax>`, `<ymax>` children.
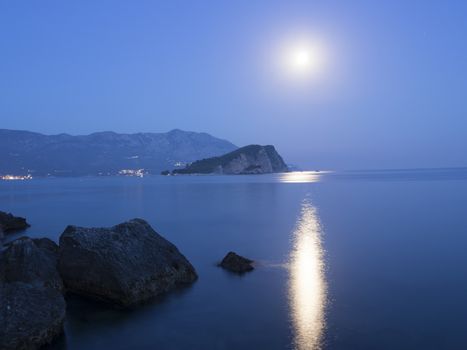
<box><xmin>0</xmin><ymin>216</ymin><xmax>199</xmax><ymax>349</ymax></box>
<box><xmin>0</xmin><ymin>212</ymin><xmax>257</xmax><ymax>349</ymax></box>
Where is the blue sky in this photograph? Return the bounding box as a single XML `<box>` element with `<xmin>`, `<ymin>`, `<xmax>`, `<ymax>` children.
<box><xmin>1</xmin><ymin>1</ymin><xmax>466</xmax><ymax>169</ymax></box>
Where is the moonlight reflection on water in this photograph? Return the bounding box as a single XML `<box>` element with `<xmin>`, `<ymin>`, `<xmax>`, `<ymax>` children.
<box><xmin>289</xmin><ymin>200</ymin><xmax>327</xmax><ymax>350</ymax></box>
<box><xmin>279</xmin><ymin>171</ymin><xmax>324</xmax><ymax>183</ymax></box>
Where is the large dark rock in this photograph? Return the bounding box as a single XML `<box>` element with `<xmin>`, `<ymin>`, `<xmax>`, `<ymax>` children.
<box><xmin>1</xmin><ymin>237</ymin><xmax>63</xmax><ymax>292</ymax></box>
<box><xmin>0</xmin><ymin>282</ymin><xmax>66</xmax><ymax>350</ymax></box>
<box><xmin>0</xmin><ymin>237</ymin><xmax>65</xmax><ymax>349</ymax></box>
<box><xmin>0</xmin><ymin>211</ymin><xmax>30</xmax><ymax>239</ymax></box>
<box><xmin>58</xmin><ymin>218</ymin><xmax>198</xmax><ymax>306</ymax></box>
<box><xmin>33</xmin><ymin>237</ymin><xmax>60</xmax><ymax>255</ymax></box>
<box><xmin>219</xmin><ymin>252</ymin><xmax>254</xmax><ymax>273</ymax></box>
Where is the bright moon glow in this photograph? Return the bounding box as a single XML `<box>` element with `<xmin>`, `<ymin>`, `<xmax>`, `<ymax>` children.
<box><xmin>291</xmin><ymin>48</ymin><xmax>314</xmax><ymax>68</ymax></box>
<box><xmin>287</xmin><ymin>45</ymin><xmax>322</xmax><ymax>73</ymax></box>
<box><xmin>278</xmin><ymin>40</ymin><xmax>325</xmax><ymax>80</ymax></box>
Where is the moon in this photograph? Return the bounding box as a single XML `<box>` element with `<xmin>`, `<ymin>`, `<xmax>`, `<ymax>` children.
<box><xmin>290</xmin><ymin>48</ymin><xmax>314</xmax><ymax>69</ymax></box>
<box><xmin>282</xmin><ymin>42</ymin><xmax>324</xmax><ymax>78</ymax></box>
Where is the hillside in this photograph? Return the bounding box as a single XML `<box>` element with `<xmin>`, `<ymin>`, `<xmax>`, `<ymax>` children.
<box><xmin>0</xmin><ymin>129</ymin><xmax>237</xmax><ymax>176</ymax></box>
<box><xmin>172</xmin><ymin>145</ymin><xmax>288</xmax><ymax>175</ymax></box>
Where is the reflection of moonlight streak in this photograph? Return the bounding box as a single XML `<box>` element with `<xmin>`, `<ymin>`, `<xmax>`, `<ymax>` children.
<box><xmin>289</xmin><ymin>201</ymin><xmax>326</xmax><ymax>350</ymax></box>
<box><xmin>279</xmin><ymin>171</ymin><xmax>322</xmax><ymax>184</ymax></box>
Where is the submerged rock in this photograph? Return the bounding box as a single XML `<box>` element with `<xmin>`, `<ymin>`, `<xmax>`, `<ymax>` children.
<box><xmin>0</xmin><ymin>237</ymin><xmax>66</xmax><ymax>349</ymax></box>
<box><xmin>0</xmin><ymin>211</ymin><xmax>30</xmax><ymax>233</ymax></box>
<box><xmin>58</xmin><ymin>218</ymin><xmax>198</xmax><ymax>306</ymax></box>
<box><xmin>219</xmin><ymin>251</ymin><xmax>254</xmax><ymax>273</ymax></box>
<box><xmin>0</xmin><ymin>282</ymin><xmax>66</xmax><ymax>350</ymax></box>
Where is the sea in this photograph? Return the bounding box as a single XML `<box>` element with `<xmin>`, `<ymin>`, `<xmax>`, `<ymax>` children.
<box><xmin>1</xmin><ymin>168</ymin><xmax>467</xmax><ymax>350</ymax></box>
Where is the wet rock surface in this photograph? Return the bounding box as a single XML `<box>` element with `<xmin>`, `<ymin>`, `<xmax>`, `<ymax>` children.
<box><xmin>1</xmin><ymin>237</ymin><xmax>63</xmax><ymax>291</ymax></box>
<box><xmin>0</xmin><ymin>282</ymin><xmax>66</xmax><ymax>350</ymax></box>
<box><xmin>0</xmin><ymin>211</ymin><xmax>30</xmax><ymax>240</ymax></box>
<box><xmin>219</xmin><ymin>251</ymin><xmax>254</xmax><ymax>273</ymax></box>
<box><xmin>58</xmin><ymin>218</ymin><xmax>198</xmax><ymax>306</ymax></box>
<box><xmin>0</xmin><ymin>237</ymin><xmax>65</xmax><ymax>349</ymax></box>
<box><xmin>0</xmin><ymin>219</ymin><xmax>199</xmax><ymax>347</ymax></box>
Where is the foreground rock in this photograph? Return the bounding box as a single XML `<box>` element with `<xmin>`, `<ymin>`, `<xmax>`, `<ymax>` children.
<box><xmin>58</xmin><ymin>218</ymin><xmax>198</xmax><ymax>306</ymax></box>
<box><xmin>0</xmin><ymin>211</ymin><xmax>30</xmax><ymax>240</ymax></box>
<box><xmin>0</xmin><ymin>282</ymin><xmax>66</xmax><ymax>350</ymax></box>
<box><xmin>219</xmin><ymin>252</ymin><xmax>254</xmax><ymax>273</ymax></box>
<box><xmin>1</xmin><ymin>237</ymin><xmax>63</xmax><ymax>291</ymax></box>
<box><xmin>0</xmin><ymin>237</ymin><xmax>65</xmax><ymax>349</ymax></box>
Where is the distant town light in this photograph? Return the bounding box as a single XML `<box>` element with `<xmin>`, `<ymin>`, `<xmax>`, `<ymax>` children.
<box><xmin>118</xmin><ymin>169</ymin><xmax>146</xmax><ymax>178</ymax></box>
<box><xmin>1</xmin><ymin>174</ymin><xmax>33</xmax><ymax>181</ymax></box>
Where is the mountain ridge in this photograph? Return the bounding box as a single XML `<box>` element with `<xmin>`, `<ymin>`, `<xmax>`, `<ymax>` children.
<box><xmin>0</xmin><ymin>128</ymin><xmax>237</xmax><ymax>177</ymax></box>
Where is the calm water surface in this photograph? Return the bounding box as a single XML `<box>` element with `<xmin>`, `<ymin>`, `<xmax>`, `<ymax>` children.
<box><xmin>1</xmin><ymin>169</ymin><xmax>467</xmax><ymax>349</ymax></box>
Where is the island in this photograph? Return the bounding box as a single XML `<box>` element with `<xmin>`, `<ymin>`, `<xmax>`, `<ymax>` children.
<box><xmin>172</xmin><ymin>145</ymin><xmax>288</xmax><ymax>175</ymax></box>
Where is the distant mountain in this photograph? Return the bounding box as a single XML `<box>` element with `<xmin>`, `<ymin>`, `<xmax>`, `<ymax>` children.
<box><xmin>0</xmin><ymin>129</ymin><xmax>237</xmax><ymax>176</ymax></box>
<box><xmin>172</xmin><ymin>145</ymin><xmax>288</xmax><ymax>175</ymax></box>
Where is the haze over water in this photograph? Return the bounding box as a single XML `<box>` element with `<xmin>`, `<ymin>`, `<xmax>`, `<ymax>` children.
<box><xmin>2</xmin><ymin>168</ymin><xmax>467</xmax><ymax>349</ymax></box>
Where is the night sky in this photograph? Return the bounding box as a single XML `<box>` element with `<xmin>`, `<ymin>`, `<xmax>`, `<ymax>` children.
<box><xmin>1</xmin><ymin>1</ymin><xmax>466</xmax><ymax>169</ymax></box>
